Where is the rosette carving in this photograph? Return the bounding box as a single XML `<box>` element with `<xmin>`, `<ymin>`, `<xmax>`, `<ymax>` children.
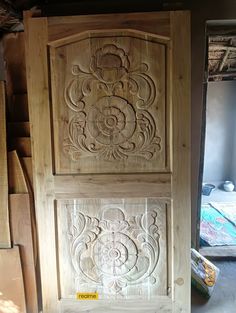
<box><xmin>69</xmin><ymin>207</ymin><xmax>160</xmax><ymax>295</ymax></box>
<box><xmin>63</xmin><ymin>43</ymin><xmax>162</xmax><ymax>161</ymax></box>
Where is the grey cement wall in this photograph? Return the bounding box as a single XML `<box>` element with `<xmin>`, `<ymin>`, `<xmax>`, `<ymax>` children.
<box><xmin>231</xmin><ymin>110</ymin><xmax>236</xmax><ymax>186</ymax></box>
<box><xmin>203</xmin><ymin>81</ymin><xmax>236</xmax><ymax>183</ymax></box>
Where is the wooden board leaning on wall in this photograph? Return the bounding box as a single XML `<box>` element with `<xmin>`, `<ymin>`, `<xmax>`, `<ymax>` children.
<box><xmin>0</xmin><ymin>81</ymin><xmax>11</xmax><ymax>248</ymax></box>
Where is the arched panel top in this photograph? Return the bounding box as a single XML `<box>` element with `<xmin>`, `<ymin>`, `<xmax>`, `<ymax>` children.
<box><xmin>48</xmin><ymin>29</ymin><xmax>170</xmax><ymax>48</ymax></box>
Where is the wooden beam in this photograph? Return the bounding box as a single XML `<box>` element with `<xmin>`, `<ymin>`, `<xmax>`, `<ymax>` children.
<box><xmin>218</xmin><ymin>43</ymin><xmax>231</xmax><ymax>71</ymax></box>
<box><xmin>209</xmin><ymin>45</ymin><xmax>236</xmax><ymax>51</ymax></box>
<box><xmin>0</xmin><ymin>81</ymin><xmax>11</xmax><ymax>248</ymax></box>
<box><xmin>208</xmin><ymin>71</ymin><xmax>236</xmax><ymax>79</ymax></box>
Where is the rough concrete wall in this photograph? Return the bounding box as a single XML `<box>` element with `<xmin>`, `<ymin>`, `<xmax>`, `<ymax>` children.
<box><xmin>203</xmin><ymin>81</ymin><xmax>236</xmax><ymax>183</ymax></box>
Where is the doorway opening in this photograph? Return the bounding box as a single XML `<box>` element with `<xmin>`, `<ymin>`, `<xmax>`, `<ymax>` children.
<box><xmin>199</xmin><ymin>22</ymin><xmax>236</xmax><ymax>257</ymax></box>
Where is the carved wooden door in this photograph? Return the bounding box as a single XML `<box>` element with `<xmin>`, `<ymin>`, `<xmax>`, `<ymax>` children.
<box><xmin>25</xmin><ymin>11</ymin><xmax>190</xmax><ymax>313</ymax></box>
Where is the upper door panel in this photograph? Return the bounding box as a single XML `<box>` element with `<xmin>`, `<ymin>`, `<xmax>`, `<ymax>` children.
<box><xmin>50</xmin><ymin>30</ymin><xmax>169</xmax><ymax>174</ymax></box>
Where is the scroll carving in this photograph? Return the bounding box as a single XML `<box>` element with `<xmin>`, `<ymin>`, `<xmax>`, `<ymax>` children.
<box><xmin>69</xmin><ymin>207</ymin><xmax>160</xmax><ymax>295</ymax></box>
<box><xmin>63</xmin><ymin>44</ymin><xmax>161</xmax><ymax>161</ymax></box>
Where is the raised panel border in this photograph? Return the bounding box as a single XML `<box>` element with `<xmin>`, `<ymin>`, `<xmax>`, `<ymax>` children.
<box><xmin>54</xmin><ymin>198</ymin><xmax>172</xmax><ymax>309</ymax></box>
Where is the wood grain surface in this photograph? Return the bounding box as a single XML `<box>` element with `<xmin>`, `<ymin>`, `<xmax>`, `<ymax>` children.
<box><xmin>0</xmin><ymin>81</ymin><xmax>10</xmax><ymax>248</ymax></box>
<box><xmin>10</xmin><ymin>194</ymin><xmax>38</xmax><ymax>313</ymax></box>
<box><xmin>0</xmin><ymin>246</ymin><xmax>26</xmax><ymax>313</ymax></box>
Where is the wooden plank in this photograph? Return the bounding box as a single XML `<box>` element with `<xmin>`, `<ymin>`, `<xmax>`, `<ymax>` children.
<box><xmin>208</xmin><ymin>71</ymin><xmax>236</xmax><ymax>80</ymax></box>
<box><xmin>11</xmin><ymin>137</ymin><xmax>32</xmax><ymax>157</ymax></box>
<box><xmin>0</xmin><ymin>246</ymin><xmax>27</xmax><ymax>313</ymax></box>
<box><xmin>24</xmin><ymin>14</ymin><xmax>59</xmax><ymax>313</ymax></box>
<box><xmin>171</xmin><ymin>11</ymin><xmax>191</xmax><ymax>313</ymax></box>
<box><xmin>9</xmin><ymin>194</ymin><xmax>38</xmax><ymax>313</ymax></box>
<box><xmin>8</xmin><ymin>152</ymin><xmax>37</xmax><ymax>261</ymax></box>
<box><xmin>8</xmin><ymin>121</ymin><xmax>30</xmax><ymax>137</ymax></box>
<box><xmin>20</xmin><ymin>157</ymin><xmax>33</xmax><ymax>191</ymax></box>
<box><xmin>8</xmin><ymin>150</ymin><xmax>28</xmax><ymax>194</ymax></box>
<box><xmin>54</xmin><ymin>173</ymin><xmax>171</xmax><ymax>198</ymax></box>
<box><xmin>0</xmin><ymin>81</ymin><xmax>10</xmax><ymax>248</ymax></box>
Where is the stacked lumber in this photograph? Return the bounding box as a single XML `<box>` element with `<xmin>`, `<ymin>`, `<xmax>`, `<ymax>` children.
<box><xmin>0</xmin><ymin>32</ymin><xmax>39</xmax><ymax>313</ymax></box>
<box><xmin>8</xmin><ymin>151</ymin><xmax>38</xmax><ymax>313</ymax></box>
<box><xmin>0</xmin><ymin>81</ymin><xmax>27</xmax><ymax>313</ymax></box>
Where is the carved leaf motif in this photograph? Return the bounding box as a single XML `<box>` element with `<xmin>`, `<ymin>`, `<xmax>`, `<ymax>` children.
<box><xmin>127</xmin><ymin>63</ymin><xmax>157</xmax><ymax>109</ymax></box>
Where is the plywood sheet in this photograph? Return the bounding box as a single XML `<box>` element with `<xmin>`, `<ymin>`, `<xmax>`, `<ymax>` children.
<box><xmin>0</xmin><ymin>81</ymin><xmax>10</xmax><ymax>248</ymax></box>
<box><xmin>10</xmin><ymin>194</ymin><xmax>38</xmax><ymax>313</ymax></box>
<box><xmin>0</xmin><ymin>246</ymin><xmax>27</xmax><ymax>313</ymax></box>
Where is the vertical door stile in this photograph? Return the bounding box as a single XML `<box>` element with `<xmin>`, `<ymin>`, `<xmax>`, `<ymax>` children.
<box><xmin>171</xmin><ymin>11</ymin><xmax>191</xmax><ymax>313</ymax></box>
<box><xmin>24</xmin><ymin>14</ymin><xmax>59</xmax><ymax>313</ymax></box>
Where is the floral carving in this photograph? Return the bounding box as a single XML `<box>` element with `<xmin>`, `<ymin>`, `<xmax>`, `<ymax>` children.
<box><xmin>64</xmin><ymin>43</ymin><xmax>161</xmax><ymax>161</ymax></box>
<box><xmin>90</xmin><ymin>45</ymin><xmax>130</xmax><ymax>84</ymax></box>
<box><xmin>93</xmin><ymin>233</ymin><xmax>138</xmax><ymax>276</ymax></box>
<box><xmin>88</xmin><ymin>96</ymin><xmax>136</xmax><ymax>146</ymax></box>
<box><xmin>69</xmin><ymin>207</ymin><xmax>160</xmax><ymax>295</ymax></box>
